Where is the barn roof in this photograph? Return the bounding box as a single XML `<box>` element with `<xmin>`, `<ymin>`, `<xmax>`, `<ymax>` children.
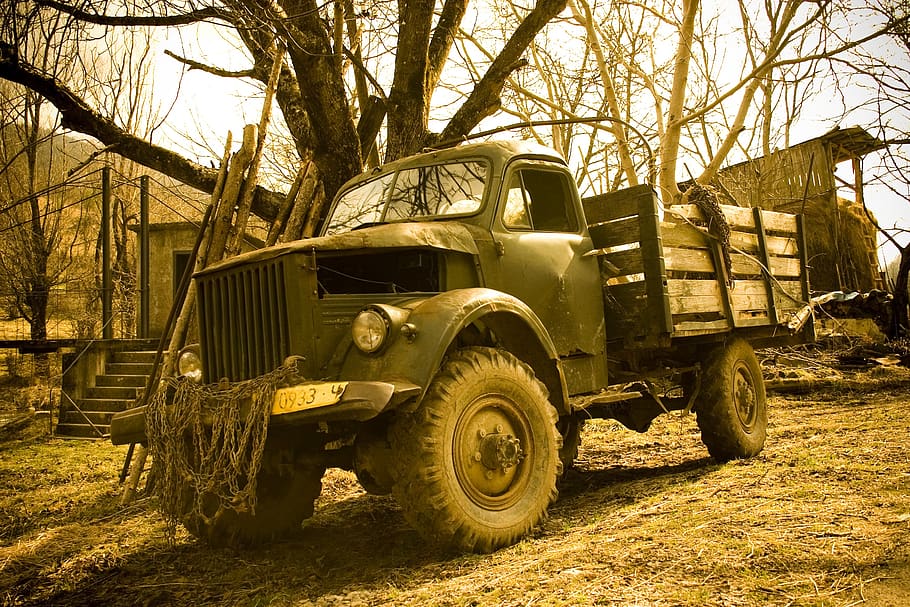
<box><xmin>805</xmin><ymin>126</ymin><xmax>887</xmax><ymax>162</ymax></box>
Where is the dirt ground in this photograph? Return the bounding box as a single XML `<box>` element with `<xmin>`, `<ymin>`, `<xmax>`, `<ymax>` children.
<box><xmin>1</xmin><ymin>368</ymin><xmax>908</xmax><ymax>607</ymax></box>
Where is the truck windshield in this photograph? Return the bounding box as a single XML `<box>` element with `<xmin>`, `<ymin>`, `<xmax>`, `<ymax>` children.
<box><xmin>324</xmin><ymin>160</ymin><xmax>488</xmax><ymax>234</ymax></box>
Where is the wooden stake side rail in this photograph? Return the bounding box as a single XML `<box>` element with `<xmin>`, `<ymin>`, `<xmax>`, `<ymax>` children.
<box><xmin>583</xmin><ymin>185</ymin><xmax>810</xmax><ymax>347</ymax></box>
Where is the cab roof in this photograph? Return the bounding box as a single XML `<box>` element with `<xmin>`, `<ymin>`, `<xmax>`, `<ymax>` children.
<box><xmin>337</xmin><ymin>139</ymin><xmax>567</xmax><ymax>194</ymax></box>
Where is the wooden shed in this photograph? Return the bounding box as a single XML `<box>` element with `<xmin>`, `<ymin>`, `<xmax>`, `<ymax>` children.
<box><xmin>710</xmin><ymin>127</ymin><xmax>886</xmax><ymax>293</ymax></box>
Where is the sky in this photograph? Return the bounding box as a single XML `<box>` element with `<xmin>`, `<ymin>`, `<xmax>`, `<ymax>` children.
<box><xmin>139</xmin><ymin>3</ymin><xmax>910</xmax><ymax>266</ymax></box>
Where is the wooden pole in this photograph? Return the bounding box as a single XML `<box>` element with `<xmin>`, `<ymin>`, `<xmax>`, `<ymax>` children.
<box><xmin>228</xmin><ymin>43</ymin><xmax>285</xmax><ymax>256</ymax></box>
<box><xmin>139</xmin><ymin>175</ymin><xmax>150</xmax><ymax>339</ymax></box>
<box><xmin>102</xmin><ymin>166</ymin><xmax>112</xmax><ymax>340</ymax></box>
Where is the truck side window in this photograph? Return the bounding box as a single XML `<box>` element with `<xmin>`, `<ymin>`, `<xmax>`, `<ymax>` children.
<box><xmin>503</xmin><ymin>174</ymin><xmax>532</xmax><ymax>229</ymax></box>
<box><xmin>502</xmin><ymin>169</ymin><xmax>578</xmax><ymax>233</ymax></box>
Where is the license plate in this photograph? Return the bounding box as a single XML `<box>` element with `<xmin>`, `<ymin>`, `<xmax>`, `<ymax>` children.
<box><xmin>272</xmin><ymin>382</ymin><xmax>348</xmax><ymax>415</ymax></box>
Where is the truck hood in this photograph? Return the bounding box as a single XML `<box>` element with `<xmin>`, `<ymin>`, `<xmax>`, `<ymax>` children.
<box><xmin>197</xmin><ymin>221</ymin><xmax>483</xmax><ymax>276</ymax></box>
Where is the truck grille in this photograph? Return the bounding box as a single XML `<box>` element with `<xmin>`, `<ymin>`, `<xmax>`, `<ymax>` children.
<box><xmin>197</xmin><ymin>259</ymin><xmax>291</xmax><ymax>382</ymax></box>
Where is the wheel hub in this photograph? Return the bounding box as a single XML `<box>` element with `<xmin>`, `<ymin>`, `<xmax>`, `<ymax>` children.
<box><xmin>454</xmin><ymin>396</ymin><xmax>533</xmax><ymax>510</ymax></box>
<box><xmin>479</xmin><ymin>433</ymin><xmax>524</xmax><ymax>471</ymax></box>
<box><xmin>733</xmin><ymin>364</ymin><xmax>756</xmax><ymax>428</ymax></box>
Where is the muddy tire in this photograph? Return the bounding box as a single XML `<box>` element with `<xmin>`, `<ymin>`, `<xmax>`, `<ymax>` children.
<box><xmin>391</xmin><ymin>347</ymin><xmax>561</xmax><ymax>553</ymax></box>
<box><xmin>696</xmin><ymin>338</ymin><xmax>767</xmax><ymax>462</ymax></box>
<box><xmin>183</xmin><ymin>463</ymin><xmax>325</xmax><ymax>546</ymax></box>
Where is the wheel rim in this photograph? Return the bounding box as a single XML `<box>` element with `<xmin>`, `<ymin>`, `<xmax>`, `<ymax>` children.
<box><xmin>732</xmin><ymin>360</ymin><xmax>757</xmax><ymax>430</ymax></box>
<box><xmin>453</xmin><ymin>393</ymin><xmax>533</xmax><ymax>510</ymax></box>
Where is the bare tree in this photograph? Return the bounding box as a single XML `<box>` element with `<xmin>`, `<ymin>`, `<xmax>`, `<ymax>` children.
<box><xmin>0</xmin><ymin>0</ymin><xmax>568</xmax><ymax>234</ymax></box>
<box><xmin>0</xmin><ymin>6</ymin><xmax>88</xmax><ymax>352</ymax></box>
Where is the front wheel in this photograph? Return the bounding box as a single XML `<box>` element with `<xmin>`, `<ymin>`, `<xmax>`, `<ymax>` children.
<box><xmin>391</xmin><ymin>347</ymin><xmax>561</xmax><ymax>553</ymax></box>
<box><xmin>182</xmin><ymin>456</ymin><xmax>325</xmax><ymax>546</ymax></box>
<box><xmin>695</xmin><ymin>338</ymin><xmax>767</xmax><ymax>462</ymax></box>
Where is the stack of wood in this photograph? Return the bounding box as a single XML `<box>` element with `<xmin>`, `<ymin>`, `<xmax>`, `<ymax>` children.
<box><xmin>120</xmin><ymin>49</ymin><xmax>303</xmax><ymax>504</ymax></box>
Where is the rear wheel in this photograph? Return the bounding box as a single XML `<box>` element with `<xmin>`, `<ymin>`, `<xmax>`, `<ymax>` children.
<box><xmin>696</xmin><ymin>339</ymin><xmax>767</xmax><ymax>462</ymax></box>
<box><xmin>391</xmin><ymin>347</ymin><xmax>561</xmax><ymax>553</ymax></box>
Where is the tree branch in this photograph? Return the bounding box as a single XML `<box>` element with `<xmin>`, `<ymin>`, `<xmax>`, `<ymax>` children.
<box><xmin>0</xmin><ymin>45</ymin><xmax>281</xmax><ymax>220</ymax></box>
<box><xmin>164</xmin><ymin>50</ymin><xmax>255</xmax><ymax>78</ymax></box>
<box><xmin>428</xmin><ymin>0</ymin><xmax>469</xmax><ymax>93</ymax></box>
<box><xmin>439</xmin><ymin>0</ymin><xmax>568</xmax><ymax>143</ymax></box>
<box><xmin>37</xmin><ymin>0</ymin><xmax>229</xmax><ymax>27</ymax></box>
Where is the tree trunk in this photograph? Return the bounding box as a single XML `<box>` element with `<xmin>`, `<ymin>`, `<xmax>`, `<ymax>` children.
<box><xmin>658</xmin><ymin>0</ymin><xmax>699</xmax><ymax>203</ymax></box>
<box><xmin>892</xmin><ymin>245</ymin><xmax>910</xmax><ymax>337</ymax></box>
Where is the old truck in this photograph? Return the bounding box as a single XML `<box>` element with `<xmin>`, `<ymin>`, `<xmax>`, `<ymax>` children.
<box><xmin>111</xmin><ymin>139</ymin><xmax>814</xmax><ymax>552</ymax></box>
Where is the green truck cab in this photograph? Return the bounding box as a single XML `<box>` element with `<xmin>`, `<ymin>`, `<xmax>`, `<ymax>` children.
<box><xmin>111</xmin><ymin>140</ymin><xmax>814</xmax><ymax>551</ymax></box>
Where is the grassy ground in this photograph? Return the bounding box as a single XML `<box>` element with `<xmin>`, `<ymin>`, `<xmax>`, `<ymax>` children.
<box><xmin>1</xmin><ymin>370</ymin><xmax>908</xmax><ymax>607</ymax></box>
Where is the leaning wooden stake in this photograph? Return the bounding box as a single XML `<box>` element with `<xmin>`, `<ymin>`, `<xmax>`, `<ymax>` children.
<box><xmin>119</xmin><ymin>134</ymin><xmax>236</xmax><ymax>506</ymax></box>
<box><xmin>120</xmin><ymin>45</ymin><xmax>287</xmax><ymax>505</ymax></box>
<box><xmin>229</xmin><ymin>42</ymin><xmax>285</xmax><ymax>256</ymax></box>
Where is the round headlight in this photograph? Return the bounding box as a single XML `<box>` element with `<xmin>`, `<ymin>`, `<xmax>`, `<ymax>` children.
<box><xmin>177</xmin><ymin>348</ymin><xmax>203</xmax><ymax>383</ymax></box>
<box><xmin>352</xmin><ymin>308</ymin><xmax>388</xmax><ymax>353</ymax></box>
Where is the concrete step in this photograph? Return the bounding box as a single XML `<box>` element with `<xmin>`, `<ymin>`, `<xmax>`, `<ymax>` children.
<box><xmin>95</xmin><ymin>374</ymin><xmax>148</xmax><ymax>388</ymax></box>
<box><xmin>85</xmin><ymin>385</ymin><xmax>140</xmax><ymax>400</ymax></box>
<box><xmin>71</xmin><ymin>398</ymin><xmax>138</xmax><ymax>413</ymax></box>
<box><xmin>57</xmin><ymin>342</ymin><xmax>158</xmax><ymax>440</ymax></box>
<box><xmin>110</xmin><ymin>350</ymin><xmax>158</xmax><ymax>365</ymax></box>
<box><xmin>105</xmin><ymin>362</ymin><xmax>155</xmax><ymax>377</ymax></box>
<box><xmin>55</xmin><ymin>422</ymin><xmax>108</xmax><ymax>439</ymax></box>
<box><xmin>59</xmin><ymin>409</ymin><xmax>115</xmax><ymax>427</ymax></box>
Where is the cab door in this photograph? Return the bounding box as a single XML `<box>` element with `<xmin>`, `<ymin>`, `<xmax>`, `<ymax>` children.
<box><xmin>486</xmin><ymin>162</ymin><xmax>606</xmax><ymax>393</ymax></box>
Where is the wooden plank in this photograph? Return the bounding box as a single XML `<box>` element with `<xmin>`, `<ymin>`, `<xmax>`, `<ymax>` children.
<box><xmin>730</xmin><ymin>231</ymin><xmax>799</xmax><ymax>256</ymax></box>
<box><xmin>670</xmin><ymin>279</ymin><xmax>779</xmax><ymax>298</ymax></box>
<box><xmin>665</xmin><ymin>250</ymin><xmax>802</xmax><ymax>279</ymax></box>
<box><xmin>670</xmin><ymin>294</ymin><xmax>725</xmax><ymax>315</ymax></box>
<box><xmin>731</xmin><ymin>253</ymin><xmax>802</xmax><ymax>277</ymax></box>
<box><xmin>667</xmin><ymin>279</ymin><xmax>723</xmax><ymax>315</ymax></box>
<box><xmin>588</xmin><ymin>217</ymin><xmax>641</xmax><ymax>249</ymax></box>
<box><xmin>669</xmin><ymin>203</ymin><xmax>798</xmax><ymax>233</ymax></box>
<box><xmin>771</xmin><ymin>280</ymin><xmax>806</xmax><ymax>311</ymax></box>
<box><xmin>662</xmin><ymin>224</ymin><xmax>798</xmax><ymax>257</ymax></box>
<box><xmin>731</xmin><ymin>290</ymin><xmax>777</xmax><ymax>313</ymax></box>
<box><xmin>665</xmin><ymin>247</ymin><xmax>714</xmax><ymax>273</ymax></box>
<box><xmin>637</xmin><ymin>190</ymin><xmax>674</xmax><ymax>336</ymax></box>
<box><xmin>672</xmin><ymin>319</ymin><xmax>731</xmax><ymax>334</ymax></box>
<box><xmin>602</xmin><ymin>247</ymin><xmax>644</xmax><ymax>277</ymax></box>
<box><xmin>731</xmin><ymin>316</ymin><xmax>778</xmax><ymax>328</ymax></box>
<box><xmin>752</xmin><ymin>207</ymin><xmax>779</xmax><ymax>325</ymax></box>
<box><xmin>661</xmin><ymin>222</ymin><xmax>798</xmax><ymax>256</ymax></box>
<box><xmin>796</xmin><ymin>214</ymin><xmax>811</xmax><ymax>302</ymax></box>
<box><xmin>665</xmin><ymin>278</ymin><xmax>804</xmax><ymax>316</ymax></box>
<box><xmin>605</xmin><ymin>280</ymin><xmax>647</xmax><ymax>309</ymax></box>
<box><xmin>582</xmin><ymin>184</ymin><xmax>656</xmax><ymax>224</ymax></box>
<box><xmin>660</xmin><ymin>221</ymin><xmax>710</xmax><ymax>248</ymax></box>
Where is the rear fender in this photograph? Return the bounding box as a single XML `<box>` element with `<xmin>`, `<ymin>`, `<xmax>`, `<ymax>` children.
<box><xmin>338</xmin><ymin>287</ymin><xmax>569</xmax><ymax>414</ymax></box>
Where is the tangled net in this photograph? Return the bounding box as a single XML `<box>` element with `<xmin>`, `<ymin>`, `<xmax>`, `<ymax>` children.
<box><xmin>145</xmin><ymin>360</ymin><xmax>301</xmax><ymax>542</ymax></box>
<box><xmin>686</xmin><ymin>182</ymin><xmax>733</xmax><ymax>285</ymax></box>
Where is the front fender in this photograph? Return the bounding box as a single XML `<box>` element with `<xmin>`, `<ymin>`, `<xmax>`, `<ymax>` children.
<box><xmin>338</xmin><ymin>287</ymin><xmax>569</xmax><ymax>413</ymax></box>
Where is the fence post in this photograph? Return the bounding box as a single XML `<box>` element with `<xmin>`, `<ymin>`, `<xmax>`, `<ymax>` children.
<box><xmin>139</xmin><ymin>175</ymin><xmax>150</xmax><ymax>339</ymax></box>
<box><xmin>102</xmin><ymin>166</ymin><xmax>112</xmax><ymax>340</ymax></box>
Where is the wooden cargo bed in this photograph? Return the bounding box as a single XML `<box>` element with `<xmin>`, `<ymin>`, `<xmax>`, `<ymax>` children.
<box><xmin>583</xmin><ymin>185</ymin><xmax>814</xmax><ymax>349</ymax></box>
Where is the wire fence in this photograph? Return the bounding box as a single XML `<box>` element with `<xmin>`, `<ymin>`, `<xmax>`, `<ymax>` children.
<box><xmin>0</xmin><ymin>161</ymin><xmax>212</xmax><ymax>387</ymax></box>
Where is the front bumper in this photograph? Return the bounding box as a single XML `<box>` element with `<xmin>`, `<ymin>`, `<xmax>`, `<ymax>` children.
<box><xmin>109</xmin><ymin>379</ymin><xmax>421</xmax><ymax>446</ymax></box>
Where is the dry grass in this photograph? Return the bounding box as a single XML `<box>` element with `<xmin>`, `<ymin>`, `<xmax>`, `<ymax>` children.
<box><xmin>1</xmin><ymin>368</ymin><xmax>908</xmax><ymax>607</ymax></box>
